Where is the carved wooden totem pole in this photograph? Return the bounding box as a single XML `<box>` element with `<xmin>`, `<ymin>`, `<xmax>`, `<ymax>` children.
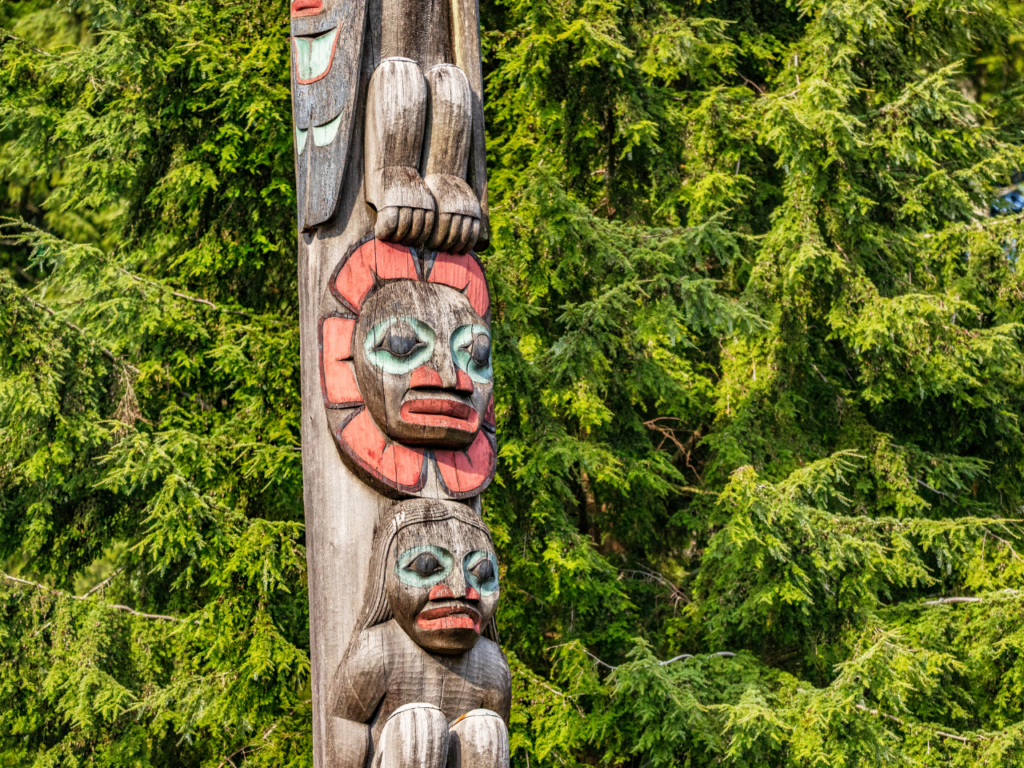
<box><xmin>288</xmin><ymin>0</ymin><xmax>507</xmax><ymax>763</ymax></box>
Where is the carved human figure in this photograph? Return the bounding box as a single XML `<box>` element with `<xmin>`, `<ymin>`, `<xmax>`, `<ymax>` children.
<box><xmin>328</xmin><ymin>499</ymin><xmax>511</xmax><ymax>768</ymax></box>
<box><xmin>320</xmin><ymin>239</ymin><xmax>497</xmax><ymax>498</ymax></box>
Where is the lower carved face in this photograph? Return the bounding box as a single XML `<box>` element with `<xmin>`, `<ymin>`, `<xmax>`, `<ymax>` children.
<box><xmin>353</xmin><ymin>281</ymin><xmax>493</xmax><ymax>448</ymax></box>
<box><xmin>386</xmin><ymin>518</ymin><xmax>499</xmax><ymax>654</ymax></box>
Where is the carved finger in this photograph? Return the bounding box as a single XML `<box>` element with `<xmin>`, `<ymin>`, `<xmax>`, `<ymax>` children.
<box><xmin>427</xmin><ymin>213</ymin><xmax>452</xmax><ymax>251</ymax></box>
<box><xmin>417</xmin><ymin>210</ymin><xmax>436</xmax><ymax>248</ymax></box>
<box><xmin>395</xmin><ymin>207</ymin><xmax>414</xmax><ymax>243</ymax></box>
<box><xmin>375</xmin><ymin>207</ymin><xmax>399</xmax><ymax>241</ymax></box>
<box><xmin>442</xmin><ymin>215</ymin><xmax>462</xmax><ymax>253</ymax></box>
<box><xmin>464</xmin><ymin>218</ymin><xmax>481</xmax><ymax>254</ymax></box>
<box><xmin>409</xmin><ymin>208</ymin><xmax>426</xmax><ymax>247</ymax></box>
<box><xmin>453</xmin><ymin>215</ymin><xmax>474</xmax><ymax>254</ymax></box>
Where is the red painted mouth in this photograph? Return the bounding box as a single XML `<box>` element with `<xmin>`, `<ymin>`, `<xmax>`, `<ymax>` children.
<box><xmin>401</xmin><ymin>398</ymin><xmax>481</xmax><ymax>432</ymax></box>
<box><xmin>417</xmin><ymin>603</ymin><xmax>482</xmax><ymax>633</ymax></box>
<box><xmin>291</xmin><ymin>0</ymin><xmax>322</xmax><ymax>16</ymax></box>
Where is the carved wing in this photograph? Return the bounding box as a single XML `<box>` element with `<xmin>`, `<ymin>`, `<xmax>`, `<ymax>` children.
<box><xmin>291</xmin><ymin>0</ymin><xmax>366</xmax><ymax>231</ymax></box>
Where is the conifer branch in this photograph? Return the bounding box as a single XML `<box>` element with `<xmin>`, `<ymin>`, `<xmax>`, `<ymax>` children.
<box><xmin>2</xmin><ymin>572</ymin><xmax>179</xmax><ymax>622</ymax></box>
<box><xmin>854</xmin><ymin>704</ymin><xmax>984</xmax><ymax>744</ymax></box>
<box><xmin>115</xmin><ymin>267</ymin><xmax>252</xmax><ymax>319</ymax></box>
<box><xmin>20</xmin><ymin>294</ymin><xmax>141</xmax><ymax>374</ymax></box>
<box><xmin>215</xmin><ymin>721</ymin><xmax>281</xmax><ymax>767</ymax></box>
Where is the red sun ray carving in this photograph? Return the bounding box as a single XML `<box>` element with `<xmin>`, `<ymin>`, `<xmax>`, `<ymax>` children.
<box><xmin>333</xmin><ymin>239</ymin><xmax>419</xmax><ymax>313</ymax></box>
<box><xmin>338</xmin><ymin>409</ymin><xmax>428</xmax><ymax>492</ymax></box>
<box><xmin>483</xmin><ymin>394</ymin><xmax>495</xmax><ymax>429</ymax></box>
<box><xmin>320</xmin><ymin>316</ymin><xmax>363</xmax><ymax>406</ymax></box>
<box><xmin>428</xmin><ymin>252</ymin><xmax>490</xmax><ymax>317</ymax></box>
<box><xmin>434</xmin><ymin>431</ymin><xmax>496</xmax><ymax>497</ymax></box>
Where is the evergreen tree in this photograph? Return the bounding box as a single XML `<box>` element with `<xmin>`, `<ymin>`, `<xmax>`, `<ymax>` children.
<box><xmin>1</xmin><ymin>0</ymin><xmax>1024</xmax><ymax>764</ymax></box>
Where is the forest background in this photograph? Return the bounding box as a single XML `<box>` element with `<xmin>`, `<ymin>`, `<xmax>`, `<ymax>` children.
<box><xmin>2</xmin><ymin>0</ymin><xmax>1024</xmax><ymax>764</ymax></box>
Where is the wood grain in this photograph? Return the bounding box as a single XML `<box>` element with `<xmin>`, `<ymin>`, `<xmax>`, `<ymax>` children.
<box><xmin>329</xmin><ymin>499</ymin><xmax>511</xmax><ymax>765</ymax></box>
<box><xmin>291</xmin><ymin>0</ymin><xmax>367</xmax><ymax>230</ymax></box>
<box><xmin>449</xmin><ymin>0</ymin><xmax>489</xmax><ymax>249</ymax></box>
<box><xmin>291</xmin><ymin>1</ymin><xmax>501</xmax><ymax>764</ymax></box>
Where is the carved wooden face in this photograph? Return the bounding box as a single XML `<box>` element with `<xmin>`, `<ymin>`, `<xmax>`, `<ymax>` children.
<box><xmin>322</xmin><ymin>240</ymin><xmax>497</xmax><ymax>498</ymax></box>
<box><xmin>353</xmin><ymin>280</ymin><xmax>493</xmax><ymax>449</ymax></box>
<box><xmin>385</xmin><ymin>517</ymin><xmax>500</xmax><ymax>654</ymax></box>
<box><xmin>290</xmin><ymin>0</ymin><xmax>354</xmax><ymax>229</ymax></box>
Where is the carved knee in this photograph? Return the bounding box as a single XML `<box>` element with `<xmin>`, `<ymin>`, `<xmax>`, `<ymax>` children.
<box><xmin>375</xmin><ymin>703</ymin><xmax>449</xmax><ymax>768</ymax></box>
<box><xmin>446</xmin><ymin>710</ymin><xmax>509</xmax><ymax>768</ymax></box>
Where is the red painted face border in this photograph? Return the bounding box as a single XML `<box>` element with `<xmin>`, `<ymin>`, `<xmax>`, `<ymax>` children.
<box><xmin>328</xmin><ymin>238</ymin><xmax>487</xmax><ymax>319</ymax></box>
<box><xmin>322</xmin><ymin>238</ymin><xmax>496</xmax><ymax>499</ymax></box>
<box><xmin>334</xmin><ymin>407</ymin><xmax>496</xmax><ymax>499</ymax></box>
<box><xmin>291</xmin><ymin>28</ymin><xmax>341</xmax><ymax>85</ymax></box>
<box><xmin>319</xmin><ymin>314</ymin><xmax>362</xmax><ymax>409</ymax></box>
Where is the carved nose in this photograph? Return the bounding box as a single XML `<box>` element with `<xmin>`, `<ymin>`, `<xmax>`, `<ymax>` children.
<box><xmin>410</xmin><ymin>366</ymin><xmax>443</xmax><ymax>389</ymax></box>
<box><xmin>455</xmin><ymin>370</ymin><xmax>474</xmax><ymax>393</ymax></box>
<box><xmin>428</xmin><ymin>583</ymin><xmax>456</xmax><ymax>600</ymax></box>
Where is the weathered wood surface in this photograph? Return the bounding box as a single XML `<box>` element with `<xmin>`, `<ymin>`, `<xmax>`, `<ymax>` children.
<box><xmin>319</xmin><ymin>239</ymin><xmax>497</xmax><ymax>499</ymax></box>
<box><xmin>448</xmin><ymin>0</ymin><xmax>489</xmax><ymax>250</ymax></box>
<box><xmin>298</xmin><ymin>114</ymin><xmax>385</xmax><ymax>768</ymax></box>
<box><xmin>329</xmin><ymin>499</ymin><xmax>511</xmax><ymax>767</ymax></box>
<box><xmin>291</xmin><ymin>0</ymin><xmax>367</xmax><ymax>231</ymax></box>
<box><xmin>290</xmin><ymin>0</ymin><xmax>499</xmax><ymax>762</ymax></box>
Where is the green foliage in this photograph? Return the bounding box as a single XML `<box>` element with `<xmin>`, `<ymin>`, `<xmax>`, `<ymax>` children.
<box><xmin>2</xmin><ymin>0</ymin><xmax>1024</xmax><ymax>764</ymax></box>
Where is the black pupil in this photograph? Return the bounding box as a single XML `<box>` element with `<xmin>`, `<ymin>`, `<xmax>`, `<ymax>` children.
<box><xmin>410</xmin><ymin>553</ymin><xmax>442</xmax><ymax>576</ymax></box>
<box><xmin>384</xmin><ymin>323</ymin><xmax>420</xmax><ymax>356</ymax></box>
<box><xmin>473</xmin><ymin>558</ymin><xmax>494</xmax><ymax>582</ymax></box>
<box><xmin>469</xmin><ymin>334</ymin><xmax>490</xmax><ymax>366</ymax></box>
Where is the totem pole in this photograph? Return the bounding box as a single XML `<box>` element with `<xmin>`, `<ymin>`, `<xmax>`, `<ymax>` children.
<box><xmin>288</xmin><ymin>0</ymin><xmax>508</xmax><ymax>763</ymax></box>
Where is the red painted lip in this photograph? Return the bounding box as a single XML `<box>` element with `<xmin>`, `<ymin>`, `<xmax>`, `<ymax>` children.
<box><xmin>417</xmin><ymin>603</ymin><xmax>481</xmax><ymax>633</ymax></box>
<box><xmin>291</xmin><ymin>0</ymin><xmax>322</xmax><ymax>16</ymax></box>
<box><xmin>401</xmin><ymin>398</ymin><xmax>480</xmax><ymax>432</ymax></box>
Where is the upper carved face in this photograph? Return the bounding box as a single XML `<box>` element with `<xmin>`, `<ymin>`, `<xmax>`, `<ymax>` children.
<box><xmin>385</xmin><ymin>516</ymin><xmax>500</xmax><ymax>654</ymax></box>
<box><xmin>353</xmin><ymin>281</ymin><xmax>493</xmax><ymax>448</ymax></box>
<box><xmin>290</xmin><ymin>0</ymin><xmax>355</xmax><ymax>230</ymax></box>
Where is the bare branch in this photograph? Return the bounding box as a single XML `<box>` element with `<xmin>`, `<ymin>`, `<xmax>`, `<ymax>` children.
<box><xmin>82</xmin><ymin>567</ymin><xmax>125</xmax><ymax>598</ymax></box>
<box><xmin>116</xmin><ymin>267</ymin><xmax>251</xmax><ymax>318</ymax></box>
<box><xmin>855</xmin><ymin>704</ymin><xmax>983</xmax><ymax>743</ymax></box>
<box><xmin>2</xmin><ymin>572</ymin><xmax>179</xmax><ymax>622</ymax></box>
<box><xmin>581</xmin><ymin>648</ymin><xmax>735</xmax><ymax>670</ymax></box>
<box><xmin>921</xmin><ymin>597</ymin><xmax>983</xmax><ymax>606</ymax></box>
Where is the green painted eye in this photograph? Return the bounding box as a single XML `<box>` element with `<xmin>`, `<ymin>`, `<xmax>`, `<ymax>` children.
<box><xmin>451</xmin><ymin>324</ymin><xmax>493</xmax><ymax>384</ymax></box>
<box><xmin>365</xmin><ymin>317</ymin><xmax>435</xmax><ymax>375</ymax></box>
<box><xmin>463</xmin><ymin>551</ymin><xmax>499</xmax><ymax>596</ymax></box>
<box><xmin>396</xmin><ymin>544</ymin><xmax>454</xmax><ymax>588</ymax></box>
